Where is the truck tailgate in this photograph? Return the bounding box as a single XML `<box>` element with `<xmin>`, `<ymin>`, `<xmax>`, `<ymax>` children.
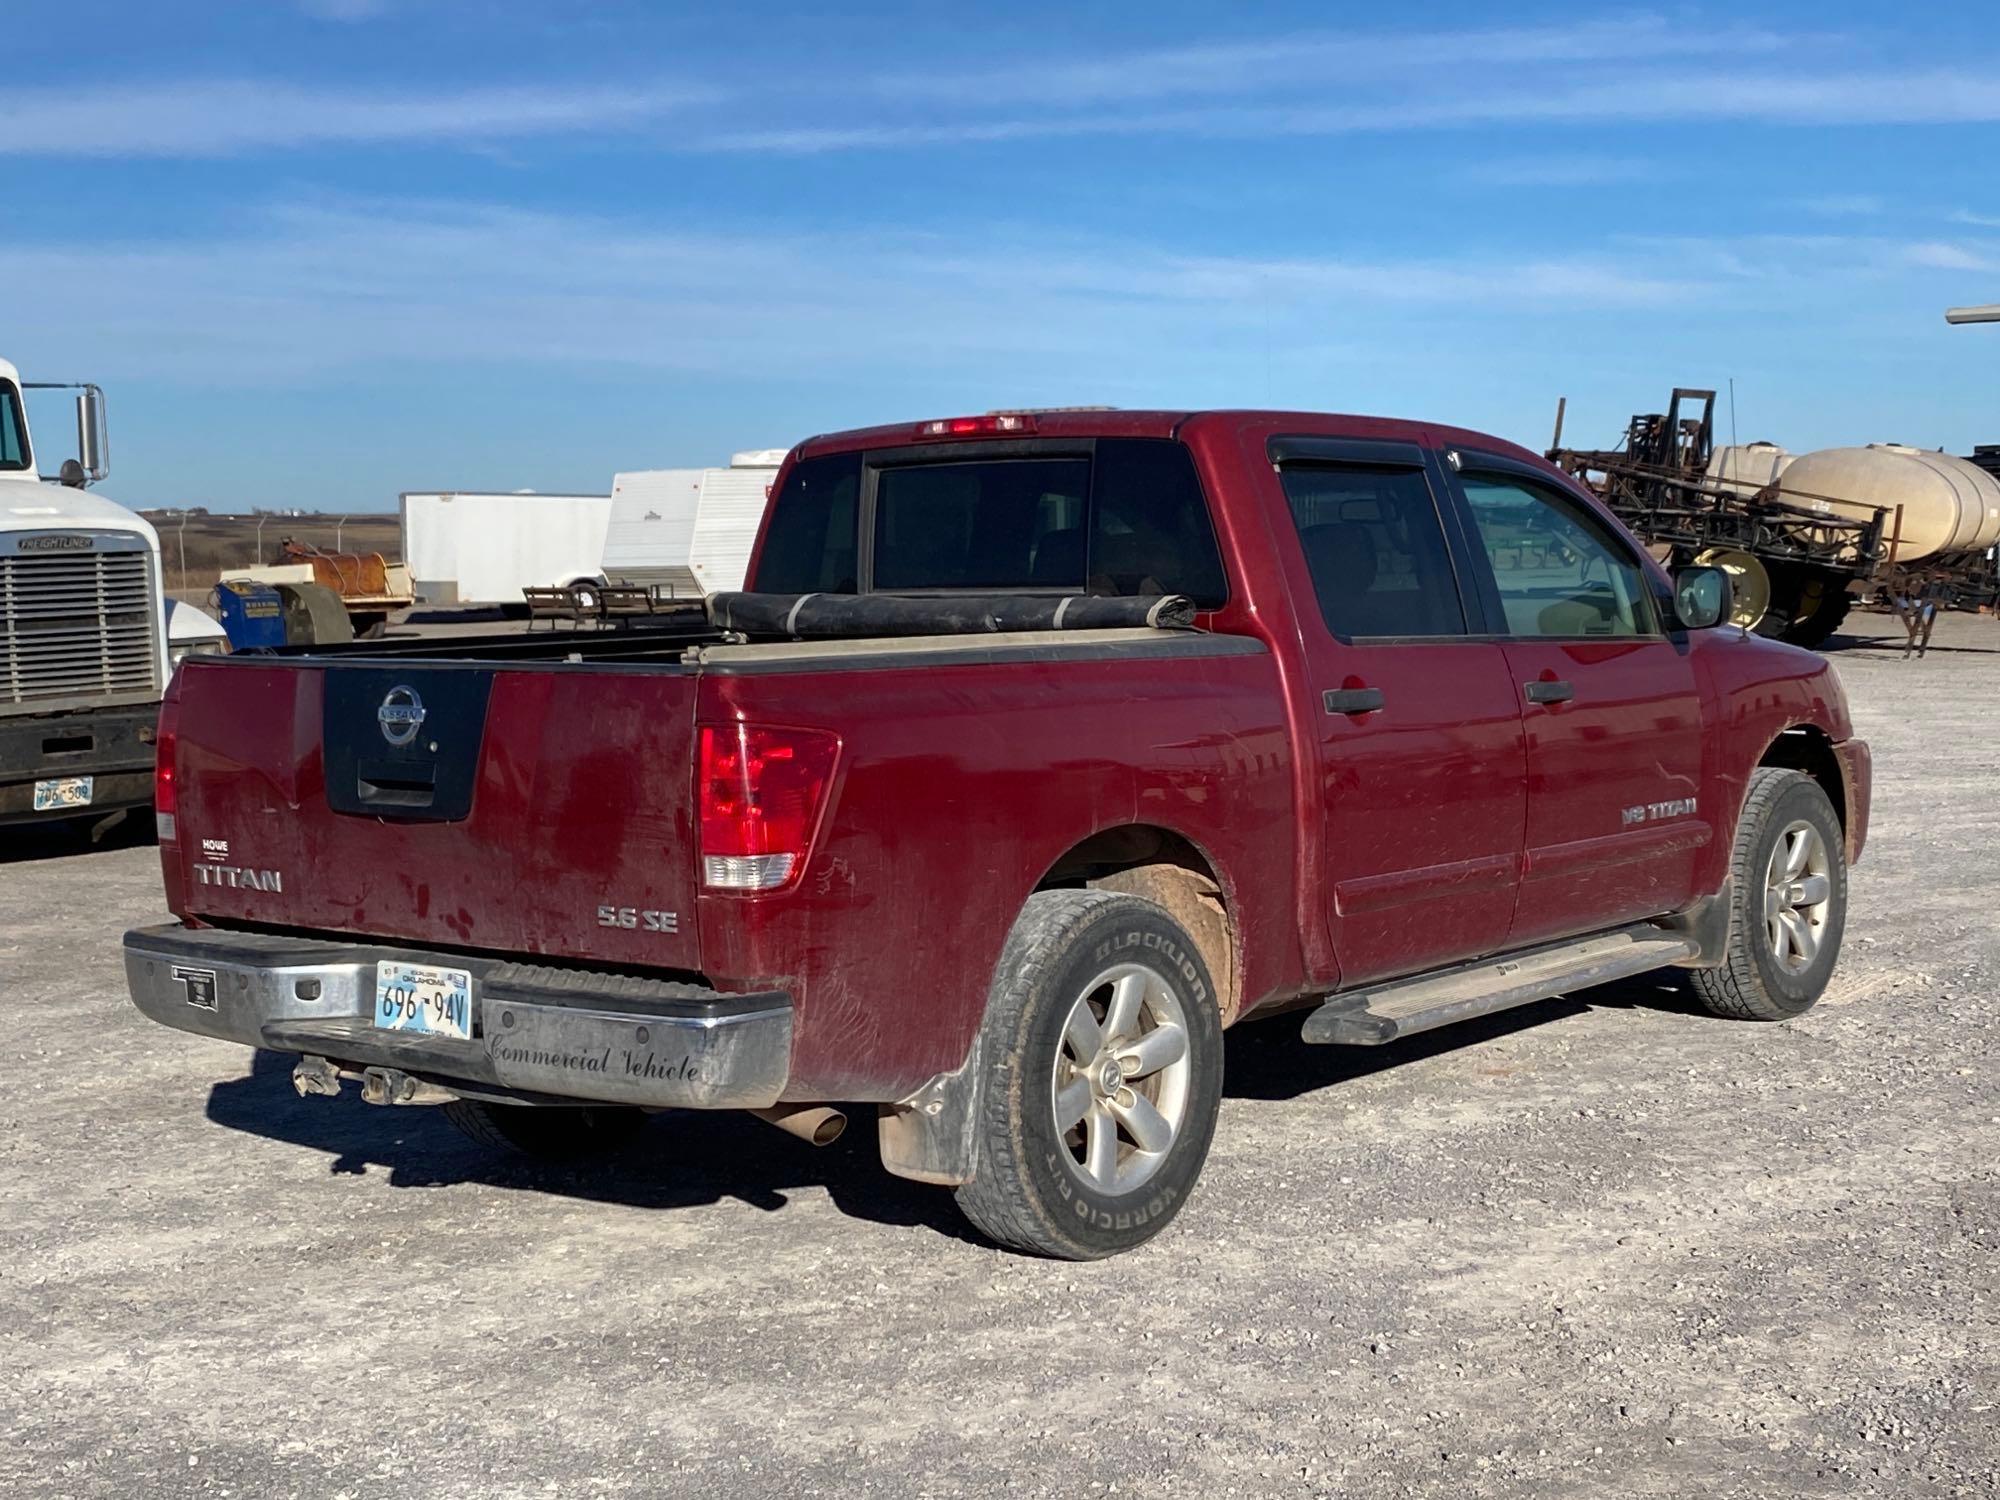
<box><xmin>169</xmin><ymin>659</ymin><xmax>702</xmax><ymax>971</ymax></box>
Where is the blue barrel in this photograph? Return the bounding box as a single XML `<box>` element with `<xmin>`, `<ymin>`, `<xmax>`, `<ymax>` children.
<box><xmin>212</xmin><ymin>580</ymin><xmax>288</xmax><ymax>650</ymax></box>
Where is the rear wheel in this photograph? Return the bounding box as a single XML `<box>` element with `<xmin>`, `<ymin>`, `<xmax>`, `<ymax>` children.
<box><xmin>954</xmin><ymin>890</ymin><xmax>1224</xmax><ymax>1259</ymax></box>
<box><xmin>1775</xmin><ymin>573</ymin><xmax>1853</xmax><ymax>648</ymax></box>
<box><xmin>1689</xmin><ymin>768</ymin><xmax>1847</xmax><ymax>1021</ymax></box>
<box><xmin>441</xmin><ymin>1099</ymin><xmax>646</xmax><ymax>1158</ymax></box>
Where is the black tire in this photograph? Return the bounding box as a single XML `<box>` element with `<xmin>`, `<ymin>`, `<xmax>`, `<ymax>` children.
<box><xmin>953</xmin><ymin>890</ymin><xmax>1224</xmax><ymax>1259</ymax></box>
<box><xmin>1778</xmin><ymin>585</ymin><xmax>1853</xmax><ymax>649</ymax></box>
<box><xmin>1688</xmin><ymin>768</ymin><xmax>1848</xmax><ymax>1021</ymax></box>
<box><xmin>441</xmin><ymin>1099</ymin><xmax>646</xmax><ymax>1158</ymax></box>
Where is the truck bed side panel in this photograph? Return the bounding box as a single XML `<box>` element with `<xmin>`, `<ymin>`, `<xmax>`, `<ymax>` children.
<box><xmin>692</xmin><ymin>642</ymin><xmax>1297</xmax><ymax>1099</ymax></box>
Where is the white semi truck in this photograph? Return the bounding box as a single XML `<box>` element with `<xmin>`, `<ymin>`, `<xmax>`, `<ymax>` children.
<box><xmin>0</xmin><ymin>357</ymin><xmax>223</xmax><ymax>829</ymax></box>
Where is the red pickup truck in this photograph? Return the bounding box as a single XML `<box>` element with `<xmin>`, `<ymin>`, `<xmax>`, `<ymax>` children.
<box><xmin>126</xmin><ymin>409</ymin><xmax>1870</xmax><ymax>1259</ymax></box>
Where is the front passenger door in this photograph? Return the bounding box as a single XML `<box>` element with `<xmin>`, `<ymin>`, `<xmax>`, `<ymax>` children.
<box><xmin>1274</xmin><ymin>442</ymin><xmax>1528</xmax><ymax>987</ymax></box>
<box><xmin>1447</xmin><ymin>456</ymin><xmax>1709</xmax><ymax>946</ymax></box>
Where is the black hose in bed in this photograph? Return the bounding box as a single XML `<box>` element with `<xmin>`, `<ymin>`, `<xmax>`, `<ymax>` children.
<box><xmin>706</xmin><ymin>591</ymin><xmax>1197</xmax><ymax>638</ymax></box>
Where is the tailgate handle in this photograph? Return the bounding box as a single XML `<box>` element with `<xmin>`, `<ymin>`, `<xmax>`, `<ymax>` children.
<box><xmin>355</xmin><ymin>757</ymin><xmax>438</xmax><ymax>809</ymax></box>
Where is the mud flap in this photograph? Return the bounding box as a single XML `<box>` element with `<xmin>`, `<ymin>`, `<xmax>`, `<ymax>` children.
<box><xmin>1663</xmin><ymin>878</ymin><xmax>1734</xmax><ymax>968</ymax></box>
<box><xmin>877</xmin><ymin>1036</ymin><xmax>984</xmax><ymax>1186</ymax></box>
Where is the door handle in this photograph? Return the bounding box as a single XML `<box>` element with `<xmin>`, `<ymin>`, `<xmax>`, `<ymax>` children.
<box><xmin>1524</xmin><ymin>679</ymin><xmax>1574</xmax><ymax>705</ymax></box>
<box><xmin>1323</xmin><ymin>687</ymin><xmax>1385</xmax><ymax>715</ymax></box>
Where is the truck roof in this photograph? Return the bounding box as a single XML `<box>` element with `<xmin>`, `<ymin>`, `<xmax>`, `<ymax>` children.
<box><xmin>793</xmin><ymin>408</ymin><xmax>1550</xmax><ymax>469</ymax></box>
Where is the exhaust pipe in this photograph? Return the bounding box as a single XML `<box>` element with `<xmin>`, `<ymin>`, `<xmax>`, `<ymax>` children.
<box><xmin>750</xmin><ymin>1103</ymin><xmax>846</xmax><ymax>1146</ymax></box>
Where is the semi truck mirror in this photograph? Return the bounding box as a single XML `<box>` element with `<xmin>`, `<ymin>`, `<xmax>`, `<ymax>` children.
<box><xmin>1673</xmin><ymin>565</ymin><xmax>1732</xmax><ymax>630</ymax></box>
<box><xmin>76</xmin><ymin>384</ymin><xmax>108</xmax><ymax>482</ymax></box>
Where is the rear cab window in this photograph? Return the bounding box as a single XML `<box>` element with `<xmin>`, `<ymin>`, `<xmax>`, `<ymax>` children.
<box><xmin>750</xmin><ymin>437</ymin><xmax>1227</xmax><ymax>607</ymax></box>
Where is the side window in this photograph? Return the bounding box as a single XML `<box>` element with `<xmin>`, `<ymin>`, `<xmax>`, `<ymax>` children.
<box><xmin>1459</xmin><ymin>472</ymin><xmax>1655</xmax><ymax>638</ymax></box>
<box><xmin>749</xmin><ymin>452</ymin><xmax>861</xmax><ymax>594</ymax></box>
<box><xmin>0</xmin><ymin>387</ymin><xmax>27</xmax><ymax>470</ymax></box>
<box><xmin>1090</xmin><ymin>439</ymin><xmax>1228</xmax><ymax>608</ymax></box>
<box><xmin>1278</xmin><ymin>463</ymin><xmax>1466</xmax><ymax>638</ymax></box>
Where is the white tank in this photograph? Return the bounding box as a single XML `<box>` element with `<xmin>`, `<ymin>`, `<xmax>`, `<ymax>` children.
<box><xmin>1707</xmin><ymin>442</ymin><xmax>1792</xmax><ymax>498</ymax></box>
<box><xmin>1776</xmin><ymin>444</ymin><xmax>2000</xmax><ymax>562</ymax></box>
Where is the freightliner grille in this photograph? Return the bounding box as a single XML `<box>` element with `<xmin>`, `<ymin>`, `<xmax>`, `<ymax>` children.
<box><xmin>0</xmin><ymin>543</ymin><xmax>161</xmax><ymax>710</ymax></box>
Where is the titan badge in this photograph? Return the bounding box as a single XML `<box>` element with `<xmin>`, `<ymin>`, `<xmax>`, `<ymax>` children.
<box><xmin>1621</xmin><ymin>796</ymin><xmax>1698</xmax><ymax>828</ymax></box>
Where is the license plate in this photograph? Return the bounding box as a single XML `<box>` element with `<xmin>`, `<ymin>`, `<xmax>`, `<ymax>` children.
<box><xmin>33</xmin><ymin>775</ymin><xmax>93</xmax><ymax>812</ymax></box>
<box><xmin>374</xmin><ymin>961</ymin><xmax>474</xmax><ymax>1040</ymax></box>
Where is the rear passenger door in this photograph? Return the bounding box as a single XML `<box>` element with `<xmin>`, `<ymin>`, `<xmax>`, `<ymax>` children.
<box><xmin>1443</xmin><ymin>452</ymin><xmax>1709</xmax><ymax>946</ymax></box>
<box><xmin>1272</xmin><ymin>437</ymin><xmax>1527</xmax><ymax>987</ymax></box>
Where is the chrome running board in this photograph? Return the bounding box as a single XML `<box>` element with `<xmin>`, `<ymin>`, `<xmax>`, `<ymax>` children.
<box><xmin>1301</xmin><ymin>927</ymin><xmax>1699</xmax><ymax>1046</ymax></box>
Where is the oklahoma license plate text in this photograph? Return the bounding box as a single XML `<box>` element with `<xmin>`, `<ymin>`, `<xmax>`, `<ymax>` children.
<box><xmin>374</xmin><ymin>961</ymin><xmax>473</xmax><ymax>1040</ymax></box>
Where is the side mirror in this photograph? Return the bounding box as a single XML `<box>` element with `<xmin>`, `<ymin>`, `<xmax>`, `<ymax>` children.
<box><xmin>75</xmin><ymin>385</ymin><xmax>107</xmax><ymax>483</ymax></box>
<box><xmin>57</xmin><ymin>458</ymin><xmax>87</xmax><ymax>489</ymax></box>
<box><xmin>1673</xmin><ymin>565</ymin><xmax>1732</xmax><ymax>630</ymax></box>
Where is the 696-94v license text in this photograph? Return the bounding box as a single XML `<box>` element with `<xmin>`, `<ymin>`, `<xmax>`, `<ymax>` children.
<box><xmin>374</xmin><ymin>961</ymin><xmax>473</xmax><ymax>1041</ymax></box>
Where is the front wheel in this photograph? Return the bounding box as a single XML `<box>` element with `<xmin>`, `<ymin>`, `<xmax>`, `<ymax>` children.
<box><xmin>953</xmin><ymin>890</ymin><xmax>1224</xmax><ymax>1259</ymax></box>
<box><xmin>1689</xmin><ymin>768</ymin><xmax>1848</xmax><ymax>1021</ymax></box>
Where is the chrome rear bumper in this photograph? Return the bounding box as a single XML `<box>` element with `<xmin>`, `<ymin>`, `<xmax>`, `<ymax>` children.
<box><xmin>124</xmin><ymin>923</ymin><xmax>792</xmax><ymax>1109</ymax></box>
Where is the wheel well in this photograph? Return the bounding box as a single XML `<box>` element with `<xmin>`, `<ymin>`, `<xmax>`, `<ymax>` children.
<box><xmin>1037</xmin><ymin>826</ymin><xmax>1241</xmax><ymax>1024</ymax></box>
<box><xmin>1758</xmin><ymin>725</ymin><xmax>1845</xmax><ymax>830</ymax></box>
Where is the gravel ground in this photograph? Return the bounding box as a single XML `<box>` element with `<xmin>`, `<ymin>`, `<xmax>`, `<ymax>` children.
<box><xmin>3</xmin><ymin>614</ymin><xmax>1995</xmax><ymax>1499</ymax></box>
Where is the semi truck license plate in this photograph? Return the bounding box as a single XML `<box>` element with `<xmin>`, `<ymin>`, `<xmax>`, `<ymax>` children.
<box><xmin>374</xmin><ymin>961</ymin><xmax>473</xmax><ymax>1040</ymax></box>
<box><xmin>32</xmin><ymin>776</ymin><xmax>93</xmax><ymax>811</ymax></box>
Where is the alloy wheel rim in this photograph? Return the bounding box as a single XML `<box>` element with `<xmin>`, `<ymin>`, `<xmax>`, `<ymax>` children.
<box><xmin>1764</xmin><ymin>820</ymin><xmax>1832</xmax><ymax>974</ymax></box>
<box><xmin>1050</xmin><ymin>962</ymin><xmax>1192</xmax><ymax>1196</ymax></box>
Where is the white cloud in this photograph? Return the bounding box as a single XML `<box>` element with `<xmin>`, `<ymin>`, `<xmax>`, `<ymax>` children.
<box><xmin>1460</xmin><ymin>154</ymin><xmax>1656</xmax><ymax>188</ymax></box>
<box><xmin>699</xmin><ymin>67</ymin><xmax>2000</xmax><ymax>154</ymax></box>
<box><xmin>0</xmin><ymin>197</ymin><xmax>1714</xmax><ymax>385</ymax></box>
<box><xmin>0</xmin><ymin>78</ymin><xmax>713</xmax><ymax>157</ymax></box>
<box><xmin>1796</xmin><ymin>194</ymin><xmax>1888</xmax><ymax>217</ymax></box>
<box><xmin>299</xmin><ymin>0</ymin><xmax>390</xmax><ymax>19</ymax></box>
<box><xmin>2</xmin><ymin>19</ymin><xmax>1992</xmax><ymax>161</ymax></box>
<box><xmin>1905</xmin><ymin>241</ymin><xmax>2000</xmax><ymax>272</ymax></box>
<box><xmin>872</xmin><ymin>16</ymin><xmax>1792</xmax><ymax>108</ymax></box>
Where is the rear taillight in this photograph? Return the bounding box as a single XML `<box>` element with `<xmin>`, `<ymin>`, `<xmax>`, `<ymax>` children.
<box><xmin>154</xmin><ymin>677</ymin><xmax>182</xmax><ymax>844</ymax></box>
<box><xmin>697</xmin><ymin>723</ymin><xmax>839</xmax><ymax>892</ymax></box>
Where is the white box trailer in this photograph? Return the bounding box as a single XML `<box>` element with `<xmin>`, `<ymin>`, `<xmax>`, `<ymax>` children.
<box><xmin>602</xmin><ymin>451</ymin><xmax>784</xmax><ymax>597</ymax></box>
<box><xmin>399</xmin><ymin>491</ymin><xmax>612</xmax><ymax>604</ymax></box>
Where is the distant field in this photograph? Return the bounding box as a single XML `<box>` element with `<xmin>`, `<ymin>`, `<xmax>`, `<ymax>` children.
<box><xmin>141</xmin><ymin>512</ymin><xmax>401</xmax><ymax>597</ymax></box>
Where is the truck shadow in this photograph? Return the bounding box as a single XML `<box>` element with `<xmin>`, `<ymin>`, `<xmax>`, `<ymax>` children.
<box><xmin>1818</xmin><ymin>629</ymin><xmax>2000</xmax><ymax>657</ymax></box>
<box><xmin>0</xmin><ymin>812</ymin><xmax>153</xmax><ymax>866</ymax></box>
<box><xmin>202</xmin><ymin>970</ymin><xmax>1714</xmax><ymax>1239</ymax></box>
<box><xmin>1221</xmin><ymin>968</ymin><xmax>1711</xmax><ymax>1101</ymax></box>
<box><xmin>203</xmin><ymin>1049</ymin><xmax>981</xmax><ymax>1243</ymax></box>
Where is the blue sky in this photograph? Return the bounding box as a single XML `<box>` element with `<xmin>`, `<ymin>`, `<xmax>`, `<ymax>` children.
<box><xmin>3</xmin><ymin>1</ymin><xmax>1996</xmax><ymax>512</ymax></box>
